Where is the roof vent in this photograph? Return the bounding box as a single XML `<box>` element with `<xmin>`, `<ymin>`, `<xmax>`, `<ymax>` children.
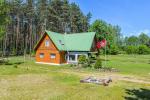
<box><xmin>59</xmin><ymin>40</ymin><xmax>64</xmax><ymax>45</ymax></box>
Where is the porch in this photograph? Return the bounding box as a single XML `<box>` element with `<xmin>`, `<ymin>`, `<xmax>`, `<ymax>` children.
<box><xmin>66</xmin><ymin>52</ymin><xmax>88</xmax><ymax>64</ymax></box>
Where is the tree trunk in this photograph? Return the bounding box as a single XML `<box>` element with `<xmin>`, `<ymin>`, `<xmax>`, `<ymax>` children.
<box><xmin>29</xmin><ymin>19</ymin><xmax>32</xmax><ymax>56</ymax></box>
<box><xmin>16</xmin><ymin>14</ymin><xmax>20</xmax><ymax>55</ymax></box>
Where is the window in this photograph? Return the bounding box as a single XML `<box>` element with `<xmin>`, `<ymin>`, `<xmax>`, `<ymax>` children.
<box><xmin>45</xmin><ymin>40</ymin><xmax>49</xmax><ymax>47</ymax></box>
<box><xmin>69</xmin><ymin>55</ymin><xmax>75</xmax><ymax>61</ymax></box>
<box><xmin>39</xmin><ymin>53</ymin><xmax>44</xmax><ymax>58</ymax></box>
<box><xmin>50</xmin><ymin>53</ymin><xmax>56</xmax><ymax>59</ymax></box>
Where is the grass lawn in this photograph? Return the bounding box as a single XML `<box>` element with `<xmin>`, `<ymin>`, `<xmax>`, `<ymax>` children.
<box><xmin>102</xmin><ymin>55</ymin><xmax>150</xmax><ymax>78</ymax></box>
<box><xmin>0</xmin><ymin>55</ymin><xmax>149</xmax><ymax>100</ymax></box>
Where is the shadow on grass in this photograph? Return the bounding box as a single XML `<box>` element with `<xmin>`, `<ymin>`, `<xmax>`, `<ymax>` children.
<box><xmin>100</xmin><ymin>58</ymin><xmax>110</xmax><ymax>61</ymax></box>
<box><xmin>125</xmin><ymin>88</ymin><xmax>150</xmax><ymax>100</ymax></box>
<box><xmin>0</xmin><ymin>59</ymin><xmax>24</xmax><ymax>66</ymax></box>
<box><xmin>4</xmin><ymin>62</ymin><xmax>24</xmax><ymax>65</ymax></box>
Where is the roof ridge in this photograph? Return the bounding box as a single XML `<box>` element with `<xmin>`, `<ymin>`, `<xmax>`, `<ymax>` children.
<box><xmin>46</xmin><ymin>30</ymin><xmax>95</xmax><ymax>35</ymax></box>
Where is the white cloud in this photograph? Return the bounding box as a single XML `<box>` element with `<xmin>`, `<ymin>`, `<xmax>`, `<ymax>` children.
<box><xmin>136</xmin><ymin>29</ymin><xmax>150</xmax><ymax>36</ymax></box>
<box><xmin>126</xmin><ymin>29</ymin><xmax>150</xmax><ymax>37</ymax></box>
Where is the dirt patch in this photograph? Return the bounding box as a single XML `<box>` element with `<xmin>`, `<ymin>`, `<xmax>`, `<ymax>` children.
<box><xmin>108</xmin><ymin>75</ymin><xmax>150</xmax><ymax>84</ymax></box>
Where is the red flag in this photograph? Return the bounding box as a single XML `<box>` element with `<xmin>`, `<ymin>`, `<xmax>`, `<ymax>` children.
<box><xmin>96</xmin><ymin>39</ymin><xmax>107</xmax><ymax>49</ymax></box>
<box><xmin>96</xmin><ymin>41</ymin><xmax>101</xmax><ymax>49</ymax></box>
<box><xmin>100</xmin><ymin>39</ymin><xmax>107</xmax><ymax>47</ymax></box>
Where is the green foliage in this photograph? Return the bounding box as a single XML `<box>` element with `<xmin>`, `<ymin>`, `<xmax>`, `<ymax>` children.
<box><xmin>31</xmin><ymin>51</ymin><xmax>36</xmax><ymax>57</ymax></box>
<box><xmin>110</xmin><ymin>45</ymin><xmax>119</xmax><ymax>55</ymax></box>
<box><xmin>45</xmin><ymin>0</ymin><xmax>90</xmax><ymax>33</ymax></box>
<box><xmin>78</xmin><ymin>55</ymin><xmax>87</xmax><ymax>64</ymax></box>
<box><xmin>78</xmin><ymin>55</ymin><xmax>90</xmax><ymax>68</ymax></box>
<box><xmin>0</xmin><ymin>0</ymin><xmax>91</xmax><ymax>56</ymax></box>
<box><xmin>138</xmin><ymin>33</ymin><xmax>149</xmax><ymax>45</ymax></box>
<box><xmin>89</xmin><ymin>20</ymin><xmax>108</xmax><ymax>40</ymax></box>
<box><xmin>89</xmin><ymin>20</ymin><xmax>122</xmax><ymax>54</ymax></box>
<box><xmin>0</xmin><ymin>1</ymin><xmax>10</xmax><ymax>38</ymax></box>
<box><xmin>123</xmin><ymin>33</ymin><xmax>150</xmax><ymax>48</ymax></box>
<box><xmin>124</xmin><ymin>45</ymin><xmax>150</xmax><ymax>55</ymax></box>
<box><xmin>126</xmin><ymin>46</ymin><xmax>138</xmax><ymax>54</ymax></box>
<box><xmin>126</xmin><ymin>36</ymin><xmax>139</xmax><ymax>46</ymax></box>
<box><xmin>94</xmin><ymin>58</ymin><xmax>102</xmax><ymax>69</ymax></box>
<box><xmin>137</xmin><ymin>45</ymin><xmax>150</xmax><ymax>54</ymax></box>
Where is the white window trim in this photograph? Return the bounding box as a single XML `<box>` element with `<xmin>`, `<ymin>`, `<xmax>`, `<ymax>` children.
<box><xmin>68</xmin><ymin>54</ymin><xmax>76</xmax><ymax>62</ymax></box>
<box><xmin>50</xmin><ymin>53</ymin><xmax>56</xmax><ymax>59</ymax></box>
<box><xmin>40</xmin><ymin>53</ymin><xmax>44</xmax><ymax>58</ymax></box>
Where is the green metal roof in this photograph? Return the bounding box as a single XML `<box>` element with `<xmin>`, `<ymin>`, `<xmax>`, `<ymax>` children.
<box><xmin>43</xmin><ymin>30</ymin><xmax>96</xmax><ymax>51</ymax></box>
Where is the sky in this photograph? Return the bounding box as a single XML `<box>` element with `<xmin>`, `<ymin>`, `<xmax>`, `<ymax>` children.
<box><xmin>70</xmin><ymin>0</ymin><xmax>150</xmax><ymax>37</ymax></box>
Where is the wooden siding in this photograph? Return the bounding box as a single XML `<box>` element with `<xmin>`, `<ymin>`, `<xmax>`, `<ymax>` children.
<box><xmin>90</xmin><ymin>38</ymin><xmax>97</xmax><ymax>51</ymax></box>
<box><xmin>35</xmin><ymin>34</ymin><xmax>66</xmax><ymax>64</ymax></box>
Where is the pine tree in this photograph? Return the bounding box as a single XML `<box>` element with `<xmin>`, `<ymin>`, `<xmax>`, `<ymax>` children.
<box><xmin>0</xmin><ymin>0</ymin><xmax>91</xmax><ymax>56</ymax></box>
<box><xmin>37</xmin><ymin>0</ymin><xmax>48</xmax><ymax>35</ymax></box>
<box><xmin>0</xmin><ymin>0</ymin><xmax>10</xmax><ymax>56</ymax></box>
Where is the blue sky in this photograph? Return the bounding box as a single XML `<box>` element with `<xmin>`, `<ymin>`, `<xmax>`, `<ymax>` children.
<box><xmin>70</xmin><ymin>0</ymin><xmax>150</xmax><ymax>37</ymax></box>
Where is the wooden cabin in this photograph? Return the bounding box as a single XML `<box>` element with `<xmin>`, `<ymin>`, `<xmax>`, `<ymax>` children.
<box><xmin>34</xmin><ymin>30</ymin><xmax>96</xmax><ymax>65</ymax></box>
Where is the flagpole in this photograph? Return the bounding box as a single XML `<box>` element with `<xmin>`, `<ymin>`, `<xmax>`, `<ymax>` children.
<box><xmin>105</xmin><ymin>39</ymin><xmax>106</xmax><ymax>67</ymax></box>
<box><xmin>104</xmin><ymin>34</ymin><xmax>107</xmax><ymax>67</ymax></box>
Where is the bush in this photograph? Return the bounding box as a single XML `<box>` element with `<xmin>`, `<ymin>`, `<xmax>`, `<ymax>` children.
<box><xmin>78</xmin><ymin>55</ymin><xmax>87</xmax><ymax>64</ymax></box>
<box><xmin>94</xmin><ymin>58</ymin><xmax>102</xmax><ymax>69</ymax></box>
<box><xmin>78</xmin><ymin>55</ymin><xmax>89</xmax><ymax>68</ymax></box>
<box><xmin>137</xmin><ymin>45</ymin><xmax>150</xmax><ymax>54</ymax></box>
<box><xmin>125</xmin><ymin>46</ymin><xmax>138</xmax><ymax>54</ymax></box>
<box><xmin>110</xmin><ymin>45</ymin><xmax>119</xmax><ymax>55</ymax></box>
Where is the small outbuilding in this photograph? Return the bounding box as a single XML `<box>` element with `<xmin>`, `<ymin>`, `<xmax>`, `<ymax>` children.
<box><xmin>34</xmin><ymin>30</ymin><xmax>96</xmax><ymax>65</ymax></box>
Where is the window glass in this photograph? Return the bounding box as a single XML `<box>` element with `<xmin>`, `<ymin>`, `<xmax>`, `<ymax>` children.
<box><xmin>50</xmin><ymin>53</ymin><xmax>56</xmax><ymax>59</ymax></box>
<box><xmin>45</xmin><ymin>40</ymin><xmax>49</xmax><ymax>47</ymax></box>
<box><xmin>69</xmin><ymin>55</ymin><xmax>75</xmax><ymax>61</ymax></box>
<box><xmin>40</xmin><ymin>53</ymin><xmax>44</xmax><ymax>58</ymax></box>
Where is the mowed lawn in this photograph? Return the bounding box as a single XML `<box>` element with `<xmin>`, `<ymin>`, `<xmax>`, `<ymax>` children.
<box><xmin>0</xmin><ymin>55</ymin><xmax>149</xmax><ymax>100</ymax></box>
<box><xmin>102</xmin><ymin>55</ymin><xmax>150</xmax><ymax>78</ymax></box>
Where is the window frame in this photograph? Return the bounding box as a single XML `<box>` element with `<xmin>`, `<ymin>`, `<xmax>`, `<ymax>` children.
<box><xmin>68</xmin><ymin>54</ymin><xmax>76</xmax><ymax>61</ymax></box>
<box><xmin>45</xmin><ymin>40</ymin><xmax>50</xmax><ymax>47</ymax></box>
<box><xmin>39</xmin><ymin>53</ymin><xmax>44</xmax><ymax>58</ymax></box>
<box><xmin>50</xmin><ymin>53</ymin><xmax>56</xmax><ymax>59</ymax></box>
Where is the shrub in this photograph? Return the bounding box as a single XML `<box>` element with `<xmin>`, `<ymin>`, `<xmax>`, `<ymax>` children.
<box><xmin>118</xmin><ymin>50</ymin><xmax>126</xmax><ymax>54</ymax></box>
<box><xmin>78</xmin><ymin>55</ymin><xmax>89</xmax><ymax>68</ymax></box>
<box><xmin>125</xmin><ymin>46</ymin><xmax>138</xmax><ymax>54</ymax></box>
<box><xmin>137</xmin><ymin>45</ymin><xmax>150</xmax><ymax>54</ymax></box>
<box><xmin>110</xmin><ymin>45</ymin><xmax>119</xmax><ymax>55</ymax></box>
<box><xmin>78</xmin><ymin>55</ymin><xmax>87</xmax><ymax>64</ymax></box>
<box><xmin>94</xmin><ymin>58</ymin><xmax>102</xmax><ymax>69</ymax></box>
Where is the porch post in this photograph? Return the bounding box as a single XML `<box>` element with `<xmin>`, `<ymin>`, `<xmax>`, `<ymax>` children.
<box><xmin>67</xmin><ymin>52</ymin><xmax>69</xmax><ymax>63</ymax></box>
<box><xmin>75</xmin><ymin>54</ymin><xmax>78</xmax><ymax>63</ymax></box>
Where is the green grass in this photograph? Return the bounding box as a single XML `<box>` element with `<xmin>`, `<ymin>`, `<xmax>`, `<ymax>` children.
<box><xmin>102</xmin><ymin>55</ymin><xmax>150</xmax><ymax>77</ymax></box>
<box><xmin>0</xmin><ymin>55</ymin><xmax>149</xmax><ymax>100</ymax></box>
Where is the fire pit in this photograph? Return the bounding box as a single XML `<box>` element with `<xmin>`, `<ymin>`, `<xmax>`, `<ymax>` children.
<box><xmin>80</xmin><ymin>76</ymin><xmax>112</xmax><ymax>86</ymax></box>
